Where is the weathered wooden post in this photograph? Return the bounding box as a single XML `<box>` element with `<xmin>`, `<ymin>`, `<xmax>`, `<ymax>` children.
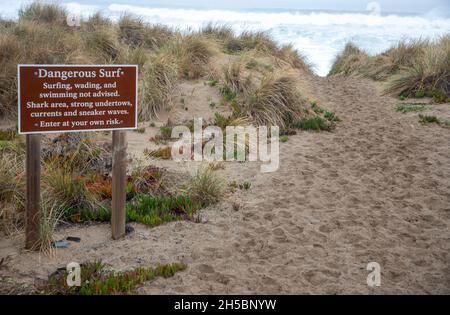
<box><xmin>111</xmin><ymin>130</ymin><xmax>127</xmax><ymax>240</ymax></box>
<box><xmin>25</xmin><ymin>134</ymin><xmax>41</xmax><ymax>250</ymax></box>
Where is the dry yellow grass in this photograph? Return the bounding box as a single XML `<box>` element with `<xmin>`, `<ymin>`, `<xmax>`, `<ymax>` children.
<box><xmin>0</xmin><ymin>2</ymin><xmax>314</xmax><ymax>121</ymax></box>
<box><xmin>329</xmin><ymin>36</ymin><xmax>450</xmax><ymax>100</ymax></box>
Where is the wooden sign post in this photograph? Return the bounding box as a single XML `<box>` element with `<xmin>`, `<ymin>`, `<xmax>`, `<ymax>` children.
<box><xmin>25</xmin><ymin>134</ymin><xmax>41</xmax><ymax>250</ymax></box>
<box><xmin>111</xmin><ymin>130</ymin><xmax>127</xmax><ymax>239</ymax></box>
<box><xmin>18</xmin><ymin>65</ymin><xmax>138</xmax><ymax>247</ymax></box>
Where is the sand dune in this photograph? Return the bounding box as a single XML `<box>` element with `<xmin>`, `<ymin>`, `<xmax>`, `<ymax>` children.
<box><xmin>1</xmin><ymin>75</ymin><xmax>449</xmax><ymax>294</ymax></box>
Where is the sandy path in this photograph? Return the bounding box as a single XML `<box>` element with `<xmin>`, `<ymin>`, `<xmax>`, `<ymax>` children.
<box><xmin>1</xmin><ymin>76</ymin><xmax>449</xmax><ymax>294</ymax></box>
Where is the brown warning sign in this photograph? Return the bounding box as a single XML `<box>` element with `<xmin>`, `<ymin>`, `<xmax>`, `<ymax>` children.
<box><xmin>18</xmin><ymin>65</ymin><xmax>138</xmax><ymax>134</ymax></box>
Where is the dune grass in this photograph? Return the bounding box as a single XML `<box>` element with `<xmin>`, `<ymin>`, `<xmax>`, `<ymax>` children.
<box><xmin>0</xmin><ymin>2</ymin><xmax>314</xmax><ymax>122</ymax></box>
<box><xmin>245</xmin><ymin>75</ymin><xmax>309</xmax><ymax>128</ymax></box>
<box><xmin>329</xmin><ymin>36</ymin><xmax>450</xmax><ymax>102</ymax></box>
<box><xmin>184</xmin><ymin>168</ymin><xmax>224</xmax><ymax>207</ymax></box>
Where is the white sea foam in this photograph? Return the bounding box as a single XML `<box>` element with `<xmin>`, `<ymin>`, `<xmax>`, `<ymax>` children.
<box><xmin>2</xmin><ymin>2</ymin><xmax>450</xmax><ymax>76</ymax></box>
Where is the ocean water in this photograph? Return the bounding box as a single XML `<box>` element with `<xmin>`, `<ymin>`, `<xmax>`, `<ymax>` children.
<box><xmin>2</xmin><ymin>1</ymin><xmax>450</xmax><ymax>76</ymax></box>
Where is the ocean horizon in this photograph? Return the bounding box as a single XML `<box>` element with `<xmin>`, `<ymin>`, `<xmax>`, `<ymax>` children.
<box><xmin>2</xmin><ymin>1</ymin><xmax>450</xmax><ymax>76</ymax></box>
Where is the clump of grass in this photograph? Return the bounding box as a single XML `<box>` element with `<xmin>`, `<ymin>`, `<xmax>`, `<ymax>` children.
<box><xmin>206</xmin><ymin>79</ymin><xmax>218</xmax><ymax>87</ymax></box>
<box><xmin>395</xmin><ymin>104</ymin><xmax>427</xmax><ymax>113</ymax></box>
<box><xmin>328</xmin><ymin>43</ymin><xmax>369</xmax><ymax>76</ymax></box>
<box><xmin>330</xmin><ymin>37</ymin><xmax>450</xmax><ymax>101</ymax></box>
<box><xmin>280</xmin><ymin>135</ymin><xmax>289</xmax><ymax>143</ymax></box>
<box><xmin>127</xmin><ymin>194</ymin><xmax>200</xmax><ymax>227</ymax></box>
<box><xmin>224</xmin><ymin>37</ymin><xmax>243</xmax><ymax>53</ymax></box>
<box><xmin>276</xmin><ymin>44</ymin><xmax>312</xmax><ymax>74</ymax></box>
<box><xmin>85</xmin><ymin>27</ymin><xmax>121</xmax><ymax>62</ymax></box>
<box><xmin>150</xmin><ymin>125</ymin><xmax>173</xmax><ymax>144</ymax></box>
<box><xmin>385</xmin><ymin>37</ymin><xmax>450</xmax><ymax>101</ymax></box>
<box><xmin>201</xmin><ymin>23</ymin><xmax>234</xmax><ymax>41</ymax></box>
<box><xmin>165</xmin><ymin>34</ymin><xmax>212</xmax><ymax>80</ymax></box>
<box><xmin>39</xmin><ymin>260</ymin><xmax>187</xmax><ymax>295</ymax></box>
<box><xmin>311</xmin><ymin>101</ymin><xmax>324</xmax><ymax>114</ymax></box>
<box><xmin>42</xmin><ymin>166</ymin><xmax>101</xmax><ymax>222</ymax></box>
<box><xmin>207</xmin><ymin>161</ymin><xmax>225</xmax><ymax>171</ymax></box>
<box><xmin>418</xmin><ymin>114</ymin><xmax>441</xmax><ymax>125</ymax></box>
<box><xmin>135</xmin><ymin>126</ymin><xmax>146</xmax><ymax>134</ymax></box>
<box><xmin>245</xmin><ymin>74</ymin><xmax>308</xmax><ymax>128</ymax></box>
<box><xmin>85</xmin><ymin>175</ymin><xmax>113</xmax><ymax>200</ymax></box>
<box><xmin>0</xmin><ymin>128</ymin><xmax>16</xmax><ymax>141</ymax></box>
<box><xmin>290</xmin><ymin>116</ymin><xmax>332</xmax><ymax>131</ymax></box>
<box><xmin>222</xmin><ymin>60</ymin><xmax>252</xmax><ymax>95</ymax></box>
<box><xmin>42</xmin><ymin>133</ymin><xmax>110</xmax><ymax>175</ymax></box>
<box><xmin>0</xmin><ymin>34</ymin><xmax>20</xmax><ymax>118</ymax></box>
<box><xmin>239</xmin><ymin>31</ymin><xmax>278</xmax><ymax>54</ymax></box>
<box><xmin>0</xmin><ymin>150</ymin><xmax>25</xmax><ymax>233</ymax></box>
<box><xmin>213</xmin><ymin>112</ymin><xmax>250</xmax><ymax>130</ymax></box>
<box><xmin>118</xmin><ymin>14</ymin><xmax>173</xmax><ymax>50</ymax></box>
<box><xmin>144</xmin><ymin>147</ymin><xmax>172</xmax><ymax>160</ymax></box>
<box><xmin>324</xmin><ymin>110</ymin><xmax>340</xmax><ymax>122</ymax></box>
<box><xmin>37</xmin><ymin>200</ymin><xmax>67</xmax><ymax>254</ymax></box>
<box><xmin>130</xmin><ymin>162</ymin><xmax>165</xmax><ymax>194</ymax></box>
<box><xmin>18</xmin><ymin>2</ymin><xmax>67</xmax><ymax>26</ymax></box>
<box><xmin>220</xmin><ymin>85</ymin><xmax>237</xmax><ymax>102</ymax></box>
<box><xmin>184</xmin><ymin>168</ymin><xmax>223</xmax><ymax>207</ymax></box>
<box><xmin>239</xmin><ymin>181</ymin><xmax>252</xmax><ymax>190</ymax></box>
<box><xmin>159</xmin><ymin>125</ymin><xmax>173</xmax><ymax>140</ymax></box>
<box><xmin>140</xmin><ymin>54</ymin><xmax>178</xmax><ymax>120</ymax></box>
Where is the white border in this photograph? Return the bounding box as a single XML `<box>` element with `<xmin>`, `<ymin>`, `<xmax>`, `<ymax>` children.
<box><xmin>17</xmin><ymin>64</ymin><xmax>139</xmax><ymax>135</ymax></box>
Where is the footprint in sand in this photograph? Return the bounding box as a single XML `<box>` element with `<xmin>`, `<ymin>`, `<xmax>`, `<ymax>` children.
<box><xmin>278</xmin><ymin>210</ymin><xmax>292</xmax><ymax>218</ymax></box>
<box><xmin>198</xmin><ymin>264</ymin><xmax>215</xmax><ymax>273</ymax></box>
<box><xmin>318</xmin><ymin>224</ymin><xmax>334</xmax><ymax>234</ymax></box>
<box><xmin>272</xmin><ymin>227</ymin><xmax>289</xmax><ymax>243</ymax></box>
<box><xmin>285</xmin><ymin>224</ymin><xmax>304</xmax><ymax>235</ymax></box>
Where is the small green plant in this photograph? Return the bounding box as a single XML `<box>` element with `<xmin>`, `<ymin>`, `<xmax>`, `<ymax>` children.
<box><xmin>159</xmin><ymin>125</ymin><xmax>173</xmax><ymax>140</ymax></box>
<box><xmin>311</xmin><ymin>101</ymin><xmax>324</xmax><ymax>114</ymax></box>
<box><xmin>127</xmin><ymin>194</ymin><xmax>200</xmax><ymax>227</ymax></box>
<box><xmin>399</xmin><ymin>95</ymin><xmax>407</xmax><ymax>101</ymax></box>
<box><xmin>185</xmin><ymin>168</ymin><xmax>223</xmax><ymax>207</ymax></box>
<box><xmin>419</xmin><ymin>114</ymin><xmax>440</xmax><ymax>125</ymax></box>
<box><xmin>228</xmin><ymin>180</ymin><xmax>238</xmax><ymax>193</ymax></box>
<box><xmin>324</xmin><ymin>111</ymin><xmax>340</xmax><ymax>122</ymax></box>
<box><xmin>135</xmin><ymin>127</ymin><xmax>146</xmax><ymax>134</ymax></box>
<box><xmin>280</xmin><ymin>135</ymin><xmax>289</xmax><ymax>143</ymax></box>
<box><xmin>40</xmin><ymin>260</ymin><xmax>187</xmax><ymax>295</ymax></box>
<box><xmin>290</xmin><ymin>116</ymin><xmax>331</xmax><ymax>131</ymax></box>
<box><xmin>415</xmin><ymin>89</ymin><xmax>426</xmax><ymax>98</ymax></box>
<box><xmin>206</xmin><ymin>79</ymin><xmax>218</xmax><ymax>87</ymax></box>
<box><xmin>395</xmin><ymin>104</ymin><xmax>427</xmax><ymax>113</ymax></box>
<box><xmin>239</xmin><ymin>181</ymin><xmax>251</xmax><ymax>190</ymax></box>
<box><xmin>220</xmin><ymin>85</ymin><xmax>237</xmax><ymax>102</ymax></box>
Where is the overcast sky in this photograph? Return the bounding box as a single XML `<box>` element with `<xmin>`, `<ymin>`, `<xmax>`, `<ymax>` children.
<box><xmin>76</xmin><ymin>0</ymin><xmax>450</xmax><ymax>15</ymax></box>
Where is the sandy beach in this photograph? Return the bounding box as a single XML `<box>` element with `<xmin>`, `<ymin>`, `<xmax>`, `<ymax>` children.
<box><xmin>2</xmin><ymin>73</ymin><xmax>449</xmax><ymax>294</ymax></box>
